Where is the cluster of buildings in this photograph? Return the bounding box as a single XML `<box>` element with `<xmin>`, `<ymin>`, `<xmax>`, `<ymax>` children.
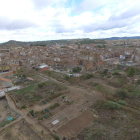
<box><xmin>0</xmin><ymin>40</ymin><xmax>140</xmax><ymax>99</ymax></box>
<box><xmin>0</xmin><ymin>40</ymin><xmax>140</xmax><ymax>73</ymax></box>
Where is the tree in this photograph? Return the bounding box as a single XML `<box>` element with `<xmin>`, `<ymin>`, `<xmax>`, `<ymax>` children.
<box><xmin>54</xmin><ymin>134</ymin><xmax>60</xmax><ymax>140</ymax></box>
<box><xmin>73</xmin><ymin>68</ymin><xmax>79</xmax><ymax>73</ymax></box>
<box><xmin>47</xmin><ymin>70</ymin><xmax>52</xmax><ymax>76</ymax></box>
<box><xmin>127</xmin><ymin>67</ymin><xmax>136</xmax><ymax>76</ymax></box>
<box><xmin>103</xmin><ymin>69</ymin><xmax>108</xmax><ymax>74</ymax></box>
<box><xmin>115</xmin><ymin>89</ymin><xmax>128</xmax><ymax>99</ymax></box>
<box><xmin>65</xmin><ymin>75</ymin><xmax>70</xmax><ymax>80</ymax></box>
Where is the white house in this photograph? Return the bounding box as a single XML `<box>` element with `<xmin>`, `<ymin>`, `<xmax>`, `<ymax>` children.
<box><xmin>120</xmin><ymin>55</ymin><xmax>125</xmax><ymax>60</ymax></box>
<box><xmin>54</xmin><ymin>58</ymin><xmax>60</xmax><ymax>62</ymax></box>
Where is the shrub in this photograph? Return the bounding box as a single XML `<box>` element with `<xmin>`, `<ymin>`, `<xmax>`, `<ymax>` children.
<box><xmin>50</xmin><ymin>103</ymin><xmax>60</xmax><ymax>109</ymax></box>
<box><xmin>47</xmin><ymin>71</ymin><xmax>52</xmax><ymax>76</ymax></box>
<box><xmin>21</xmin><ymin>105</ymin><xmax>27</xmax><ymax>109</ymax></box>
<box><xmin>65</xmin><ymin>75</ymin><xmax>70</xmax><ymax>80</ymax></box>
<box><xmin>29</xmin><ymin>110</ymin><xmax>34</xmax><ymax>117</ymax></box>
<box><xmin>118</xmin><ymin>100</ymin><xmax>127</xmax><ymax>106</ymax></box>
<box><xmin>103</xmin><ymin>69</ymin><xmax>108</xmax><ymax>74</ymax></box>
<box><xmin>137</xmin><ymin>79</ymin><xmax>140</xmax><ymax>85</ymax></box>
<box><xmin>22</xmin><ymin>75</ymin><xmax>26</xmax><ymax>78</ymax></box>
<box><xmin>73</xmin><ymin>68</ymin><xmax>79</xmax><ymax>73</ymax></box>
<box><xmin>95</xmin><ymin>100</ymin><xmax>121</xmax><ymax>110</ymax></box>
<box><xmin>106</xmin><ymin>101</ymin><xmax>121</xmax><ymax>109</ymax></box>
<box><xmin>86</xmin><ymin>73</ymin><xmax>93</xmax><ymax>79</ymax></box>
<box><xmin>123</xmin><ymin>84</ymin><xmax>134</xmax><ymax>92</ymax></box>
<box><xmin>113</xmin><ymin>72</ymin><xmax>120</xmax><ymax>75</ymax></box>
<box><xmin>38</xmin><ymin>82</ymin><xmax>46</xmax><ymax>88</ymax></box>
<box><xmin>80</xmin><ymin>73</ymin><xmax>93</xmax><ymax>80</ymax></box>
<box><xmin>49</xmin><ymin>92</ymin><xmax>62</xmax><ymax>100</ymax></box>
<box><xmin>51</xmin><ymin>92</ymin><xmax>54</xmax><ymax>95</ymax></box>
<box><xmin>38</xmin><ymin>116</ymin><xmax>43</xmax><ymax>120</ymax></box>
<box><xmin>54</xmin><ymin>134</ymin><xmax>60</xmax><ymax>140</ymax></box>
<box><xmin>96</xmin><ymin>85</ymin><xmax>110</xmax><ymax>95</ymax></box>
<box><xmin>127</xmin><ymin>67</ymin><xmax>136</xmax><ymax>77</ymax></box>
<box><xmin>115</xmin><ymin>89</ymin><xmax>128</xmax><ymax>99</ymax></box>
<box><xmin>62</xmin><ymin>95</ymin><xmax>66</xmax><ymax>99</ymax></box>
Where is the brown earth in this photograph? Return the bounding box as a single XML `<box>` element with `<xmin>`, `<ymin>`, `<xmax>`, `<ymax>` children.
<box><xmin>57</xmin><ymin>109</ymin><xmax>95</xmax><ymax>139</ymax></box>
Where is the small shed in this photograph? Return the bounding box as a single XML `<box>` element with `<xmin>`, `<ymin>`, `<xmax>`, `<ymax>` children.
<box><xmin>7</xmin><ymin>116</ymin><xmax>13</xmax><ymax>122</ymax></box>
<box><xmin>52</xmin><ymin>120</ymin><xmax>59</xmax><ymax>125</ymax></box>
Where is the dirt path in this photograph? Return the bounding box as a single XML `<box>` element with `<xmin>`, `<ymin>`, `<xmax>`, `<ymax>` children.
<box><xmin>4</xmin><ymin>71</ymin><xmax>105</xmax><ymax>140</ymax></box>
<box><xmin>5</xmin><ymin>93</ymin><xmax>51</xmax><ymax>136</ymax></box>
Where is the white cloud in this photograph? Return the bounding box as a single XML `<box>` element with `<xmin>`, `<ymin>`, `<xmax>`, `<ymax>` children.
<box><xmin>0</xmin><ymin>0</ymin><xmax>140</xmax><ymax>42</ymax></box>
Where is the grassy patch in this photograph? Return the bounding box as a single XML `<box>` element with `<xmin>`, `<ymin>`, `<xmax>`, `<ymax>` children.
<box><xmin>50</xmin><ymin>103</ymin><xmax>60</xmax><ymax>109</ymax></box>
<box><xmin>15</xmin><ymin>85</ymin><xmax>35</xmax><ymax>95</ymax></box>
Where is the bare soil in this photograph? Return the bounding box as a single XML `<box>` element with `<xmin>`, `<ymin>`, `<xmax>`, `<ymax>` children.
<box><xmin>0</xmin><ymin>99</ymin><xmax>20</xmax><ymax>127</ymax></box>
<box><xmin>57</xmin><ymin>110</ymin><xmax>94</xmax><ymax>139</ymax></box>
<box><xmin>0</xmin><ymin>119</ymin><xmax>43</xmax><ymax>140</ymax></box>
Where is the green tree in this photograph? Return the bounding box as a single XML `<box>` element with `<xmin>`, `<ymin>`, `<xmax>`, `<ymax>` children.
<box><xmin>73</xmin><ymin>68</ymin><xmax>79</xmax><ymax>73</ymax></box>
<box><xmin>54</xmin><ymin>134</ymin><xmax>60</xmax><ymax>140</ymax></box>
<box><xmin>47</xmin><ymin>70</ymin><xmax>52</xmax><ymax>76</ymax></box>
<box><xmin>103</xmin><ymin>69</ymin><xmax>108</xmax><ymax>74</ymax></box>
<box><xmin>115</xmin><ymin>89</ymin><xmax>128</xmax><ymax>99</ymax></box>
<box><xmin>127</xmin><ymin>67</ymin><xmax>136</xmax><ymax>76</ymax></box>
<box><xmin>29</xmin><ymin>110</ymin><xmax>34</xmax><ymax>117</ymax></box>
<box><xmin>65</xmin><ymin>75</ymin><xmax>70</xmax><ymax>80</ymax></box>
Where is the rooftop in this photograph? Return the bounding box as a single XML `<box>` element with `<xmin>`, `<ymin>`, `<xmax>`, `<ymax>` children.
<box><xmin>0</xmin><ymin>77</ymin><xmax>11</xmax><ymax>81</ymax></box>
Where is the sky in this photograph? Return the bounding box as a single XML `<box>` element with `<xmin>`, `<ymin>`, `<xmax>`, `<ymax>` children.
<box><xmin>0</xmin><ymin>0</ymin><xmax>140</xmax><ymax>42</ymax></box>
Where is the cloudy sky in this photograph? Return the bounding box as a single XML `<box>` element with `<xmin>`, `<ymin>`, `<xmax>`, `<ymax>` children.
<box><xmin>0</xmin><ymin>0</ymin><xmax>140</xmax><ymax>42</ymax></box>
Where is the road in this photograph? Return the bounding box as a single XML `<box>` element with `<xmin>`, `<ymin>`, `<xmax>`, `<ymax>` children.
<box><xmin>51</xmin><ymin>69</ymin><xmax>82</xmax><ymax>77</ymax></box>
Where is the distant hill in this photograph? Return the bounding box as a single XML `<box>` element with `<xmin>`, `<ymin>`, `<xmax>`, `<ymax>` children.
<box><xmin>0</xmin><ymin>38</ymin><xmax>105</xmax><ymax>47</ymax></box>
<box><xmin>1</xmin><ymin>36</ymin><xmax>140</xmax><ymax>47</ymax></box>
<box><xmin>103</xmin><ymin>36</ymin><xmax>140</xmax><ymax>40</ymax></box>
<box><xmin>0</xmin><ymin>39</ymin><xmax>85</xmax><ymax>47</ymax></box>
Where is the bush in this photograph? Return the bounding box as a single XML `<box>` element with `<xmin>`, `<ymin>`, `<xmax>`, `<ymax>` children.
<box><xmin>103</xmin><ymin>69</ymin><xmax>108</xmax><ymax>74</ymax></box>
<box><xmin>137</xmin><ymin>79</ymin><xmax>140</xmax><ymax>85</ymax></box>
<box><xmin>62</xmin><ymin>95</ymin><xmax>66</xmax><ymax>99</ymax></box>
<box><xmin>115</xmin><ymin>89</ymin><xmax>128</xmax><ymax>99</ymax></box>
<box><xmin>49</xmin><ymin>92</ymin><xmax>62</xmax><ymax>100</ymax></box>
<box><xmin>123</xmin><ymin>84</ymin><xmax>134</xmax><ymax>92</ymax></box>
<box><xmin>65</xmin><ymin>75</ymin><xmax>70</xmax><ymax>80</ymax></box>
<box><xmin>47</xmin><ymin>71</ymin><xmax>52</xmax><ymax>76</ymax></box>
<box><xmin>73</xmin><ymin>68</ymin><xmax>79</xmax><ymax>73</ymax></box>
<box><xmin>95</xmin><ymin>100</ymin><xmax>121</xmax><ymax>110</ymax></box>
<box><xmin>106</xmin><ymin>101</ymin><xmax>121</xmax><ymax>109</ymax></box>
<box><xmin>54</xmin><ymin>134</ymin><xmax>60</xmax><ymax>140</ymax></box>
<box><xmin>96</xmin><ymin>85</ymin><xmax>110</xmax><ymax>95</ymax></box>
<box><xmin>21</xmin><ymin>105</ymin><xmax>27</xmax><ymax>109</ymax></box>
<box><xmin>86</xmin><ymin>74</ymin><xmax>93</xmax><ymax>79</ymax></box>
<box><xmin>80</xmin><ymin>73</ymin><xmax>93</xmax><ymax>80</ymax></box>
<box><xmin>127</xmin><ymin>67</ymin><xmax>136</xmax><ymax>77</ymax></box>
<box><xmin>118</xmin><ymin>100</ymin><xmax>127</xmax><ymax>106</ymax></box>
<box><xmin>113</xmin><ymin>72</ymin><xmax>120</xmax><ymax>75</ymax></box>
<box><xmin>38</xmin><ymin>82</ymin><xmax>46</xmax><ymax>88</ymax></box>
<box><xmin>29</xmin><ymin>110</ymin><xmax>34</xmax><ymax>117</ymax></box>
<box><xmin>38</xmin><ymin>116</ymin><xmax>43</xmax><ymax>120</ymax></box>
<box><xmin>50</xmin><ymin>103</ymin><xmax>60</xmax><ymax>109</ymax></box>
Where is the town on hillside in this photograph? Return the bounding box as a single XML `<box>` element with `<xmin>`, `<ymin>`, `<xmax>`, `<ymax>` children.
<box><xmin>0</xmin><ymin>39</ymin><xmax>140</xmax><ymax>140</ymax></box>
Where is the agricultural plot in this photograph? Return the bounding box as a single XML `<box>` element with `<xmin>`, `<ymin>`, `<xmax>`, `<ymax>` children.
<box><xmin>29</xmin><ymin>94</ymin><xmax>73</xmax><ymax>121</ymax></box>
<box><xmin>8</xmin><ymin>80</ymin><xmax>67</xmax><ymax>108</ymax></box>
<box><xmin>0</xmin><ymin>119</ymin><xmax>43</xmax><ymax>140</ymax></box>
<box><xmin>57</xmin><ymin>110</ymin><xmax>94</xmax><ymax>139</ymax></box>
<box><xmin>0</xmin><ymin>99</ymin><xmax>20</xmax><ymax>128</ymax></box>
